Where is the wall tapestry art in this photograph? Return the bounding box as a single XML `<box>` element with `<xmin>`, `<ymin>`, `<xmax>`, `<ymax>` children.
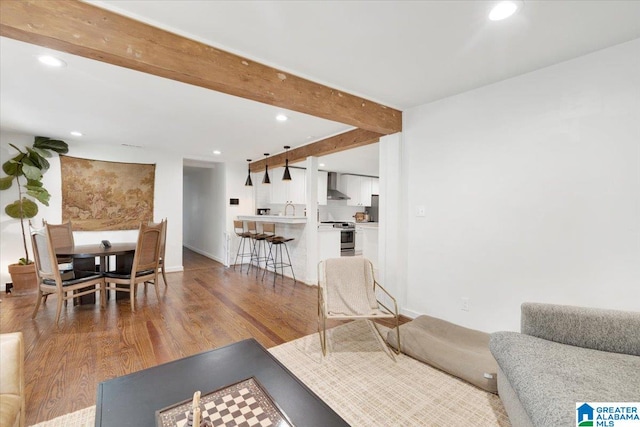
<box><xmin>60</xmin><ymin>155</ymin><xmax>155</xmax><ymax>231</ymax></box>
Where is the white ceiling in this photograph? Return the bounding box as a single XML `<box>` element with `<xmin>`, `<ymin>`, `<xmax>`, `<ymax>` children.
<box><xmin>2</xmin><ymin>1</ymin><xmax>640</xmax><ymax>176</ymax></box>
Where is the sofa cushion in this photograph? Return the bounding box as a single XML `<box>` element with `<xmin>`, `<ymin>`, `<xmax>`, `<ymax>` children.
<box><xmin>521</xmin><ymin>303</ymin><xmax>640</xmax><ymax>355</ymax></box>
<box><xmin>490</xmin><ymin>331</ymin><xmax>640</xmax><ymax>426</ymax></box>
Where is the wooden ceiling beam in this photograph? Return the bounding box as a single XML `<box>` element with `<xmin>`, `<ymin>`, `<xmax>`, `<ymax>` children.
<box><xmin>249</xmin><ymin>128</ymin><xmax>382</xmax><ymax>172</ymax></box>
<box><xmin>0</xmin><ymin>0</ymin><xmax>402</xmax><ymax>135</ymax></box>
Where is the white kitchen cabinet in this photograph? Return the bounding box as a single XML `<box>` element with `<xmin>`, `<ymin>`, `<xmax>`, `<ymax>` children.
<box><xmin>270</xmin><ymin>167</ymin><xmax>306</xmax><ymax>204</ymax></box>
<box><xmin>340</xmin><ymin>174</ymin><xmax>377</xmax><ymax>207</ymax></box>
<box><xmin>359</xmin><ymin>177</ymin><xmax>373</xmax><ymax>207</ymax></box>
<box><xmin>371</xmin><ymin>178</ymin><xmax>379</xmax><ymax>196</ymax></box>
<box><xmin>317</xmin><ymin>170</ymin><xmax>328</xmax><ymax>205</ymax></box>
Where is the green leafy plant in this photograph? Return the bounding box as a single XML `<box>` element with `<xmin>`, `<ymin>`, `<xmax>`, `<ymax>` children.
<box><xmin>1</xmin><ymin>136</ymin><xmax>69</xmax><ymax>264</ymax></box>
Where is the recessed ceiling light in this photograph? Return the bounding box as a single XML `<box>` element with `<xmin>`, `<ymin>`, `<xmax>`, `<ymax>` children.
<box><xmin>276</xmin><ymin>114</ymin><xmax>288</xmax><ymax>122</ymax></box>
<box><xmin>319</xmin><ymin>163</ymin><xmax>326</xmax><ymax>168</ymax></box>
<box><xmin>489</xmin><ymin>1</ymin><xmax>522</xmax><ymax>21</ymax></box>
<box><xmin>70</xmin><ymin>131</ymin><xmax>83</xmax><ymax>137</ymax></box>
<box><xmin>213</xmin><ymin>150</ymin><xmax>222</xmax><ymax>155</ymax></box>
<box><xmin>38</xmin><ymin>55</ymin><xmax>66</xmax><ymax>67</ymax></box>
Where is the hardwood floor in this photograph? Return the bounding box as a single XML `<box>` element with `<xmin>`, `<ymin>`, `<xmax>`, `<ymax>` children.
<box><xmin>0</xmin><ymin>249</ymin><xmax>404</xmax><ymax>425</ymax></box>
<box><xmin>0</xmin><ymin>250</ymin><xmax>324</xmax><ymax>425</ymax></box>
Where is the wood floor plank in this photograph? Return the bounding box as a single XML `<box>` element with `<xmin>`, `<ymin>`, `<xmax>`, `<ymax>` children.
<box><xmin>0</xmin><ymin>248</ymin><xmax>408</xmax><ymax>425</ymax></box>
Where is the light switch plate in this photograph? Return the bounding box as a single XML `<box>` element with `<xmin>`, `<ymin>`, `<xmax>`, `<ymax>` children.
<box><xmin>416</xmin><ymin>206</ymin><xmax>426</xmax><ymax>217</ymax></box>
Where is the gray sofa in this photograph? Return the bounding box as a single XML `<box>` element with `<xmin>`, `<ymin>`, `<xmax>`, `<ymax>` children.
<box><xmin>490</xmin><ymin>303</ymin><xmax>640</xmax><ymax>427</ymax></box>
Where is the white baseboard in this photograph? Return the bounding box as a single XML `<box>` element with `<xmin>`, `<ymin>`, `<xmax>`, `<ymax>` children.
<box><xmin>400</xmin><ymin>308</ymin><xmax>421</xmax><ymax>319</ymax></box>
<box><xmin>183</xmin><ymin>244</ymin><xmax>225</xmax><ymax>265</ymax></box>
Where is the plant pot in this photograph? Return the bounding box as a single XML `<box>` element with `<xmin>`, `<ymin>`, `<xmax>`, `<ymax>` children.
<box><xmin>8</xmin><ymin>263</ymin><xmax>38</xmax><ymax>290</ymax></box>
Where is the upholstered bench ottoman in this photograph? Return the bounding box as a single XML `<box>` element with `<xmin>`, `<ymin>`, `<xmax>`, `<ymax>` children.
<box><xmin>386</xmin><ymin>315</ymin><xmax>498</xmax><ymax>393</ymax></box>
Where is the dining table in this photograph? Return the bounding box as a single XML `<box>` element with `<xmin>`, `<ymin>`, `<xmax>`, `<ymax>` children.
<box><xmin>56</xmin><ymin>242</ymin><xmax>137</xmax><ymax>304</ymax></box>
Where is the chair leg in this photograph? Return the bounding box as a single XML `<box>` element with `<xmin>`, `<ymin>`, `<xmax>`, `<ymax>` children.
<box><xmin>31</xmin><ymin>289</ymin><xmax>44</xmax><ymax>319</ymax></box>
<box><xmin>274</xmin><ymin>244</ymin><xmax>282</xmax><ymax>286</ymax></box>
<box><xmin>130</xmin><ymin>282</ymin><xmax>136</xmax><ymax>312</ymax></box>
<box><xmin>370</xmin><ymin>320</ymin><xmax>399</xmax><ymax>360</ymax></box>
<box><xmin>262</xmin><ymin>241</ymin><xmax>274</xmax><ymax>281</ymax></box>
<box><xmin>153</xmin><ymin>277</ymin><xmax>160</xmax><ymax>301</ymax></box>
<box><xmin>233</xmin><ymin>237</ymin><xmax>243</xmax><ymax>271</ymax></box>
<box><xmin>100</xmin><ymin>282</ymin><xmax>106</xmax><ymax>309</ymax></box>
<box><xmin>283</xmin><ymin>243</ymin><xmax>296</xmax><ymax>284</ymax></box>
<box><xmin>318</xmin><ymin>308</ymin><xmax>327</xmax><ymax>356</ymax></box>
<box><xmin>395</xmin><ymin>315</ymin><xmax>401</xmax><ymax>354</ymax></box>
<box><xmin>161</xmin><ymin>265</ymin><xmax>168</xmax><ymax>286</ymax></box>
<box><xmin>55</xmin><ymin>295</ymin><xmax>63</xmax><ymax>324</ymax></box>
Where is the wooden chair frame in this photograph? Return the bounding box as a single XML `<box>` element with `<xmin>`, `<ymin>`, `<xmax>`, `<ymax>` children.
<box><xmin>105</xmin><ymin>221</ymin><xmax>163</xmax><ymax>312</ymax></box>
<box><xmin>31</xmin><ymin>225</ymin><xmax>105</xmax><ymax>324</ymax></box>
<box><xmin>158</xmin><ymin>219</ymin><xmax>168</xmax><ymax>285</ymax></box>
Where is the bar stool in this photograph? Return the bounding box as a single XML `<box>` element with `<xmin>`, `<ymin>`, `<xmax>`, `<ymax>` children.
<box><xmin>263</xmin><ymin>227</ymin><xmax>296</xmax><ymax>285</ymax></box>
<box><xmin>232</xmin><ymin>220</ymin><xmax>252</xmax><ymax>272</ymax></box>
<box><xmin>248</xmin><ymin>222</ymin><xmax>271</xmax><ymax>277</ymax></box>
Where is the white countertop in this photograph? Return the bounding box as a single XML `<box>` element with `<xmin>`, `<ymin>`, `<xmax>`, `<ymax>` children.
<box><xmin>356</xmin><ymin>222</ymin><xmax>379</xmax><ymax>229</ymax></box>
<box><xmin>318</xmin><ymin>226</ymin><xmax>341</xmax><ymax>232</ymax></box>
<box><xmin>237</xmin><ymin>215</ymin><xmax>307</xmax><ymax>224</ymax></box>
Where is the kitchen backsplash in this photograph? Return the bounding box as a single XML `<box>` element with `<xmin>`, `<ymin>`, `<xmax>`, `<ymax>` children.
<box><xmin>256</xmin><ymin>200</ymin><xmax>368</xmax><ymax>222</ymax></box>
<box><xmin>255</xmin><ymin>186</ymin><xmax>369</xmax><ymax>222</ymax></box>
<box><xmin>319</xmin><ymin>202</ymin><xmax>364</xmax><ymax>222</ymax></box>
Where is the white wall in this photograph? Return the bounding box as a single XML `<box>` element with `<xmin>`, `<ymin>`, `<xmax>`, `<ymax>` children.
<box><xmin>183</xmin><ymin>164</ymin><xmax>226</xmax><ymax>263</ymax></box>
<box><xmin>402</xmin><ymin>38</ymin><xmax>640</xmax><ymax>332</ymax></box>
<box><xmin>225</xmin><ymin>161</ymin><xmax>256</xmax><ymax>266</ymax></box>
<box><xmin>0</xmin><ymin>131</ymin><xmax>184</xmax><ymax>287</ymax></box>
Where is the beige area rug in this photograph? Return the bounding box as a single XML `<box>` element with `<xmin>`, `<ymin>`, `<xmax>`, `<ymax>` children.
<box><xmin>29</xmin><ymin>405</ymin><xmax>95</xmax><ymax>427</ymax></box>
<box><xmin>268</xmin><ymin>320</ymin><xmax>511</xmax><ymax>427</ymax></box>
<box><xmin>30</xmin><ymin>321</ymin><xmax>510</xmax><ymax>427</ymax></box>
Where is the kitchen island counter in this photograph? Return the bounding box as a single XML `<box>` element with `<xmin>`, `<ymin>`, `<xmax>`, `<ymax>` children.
<box><xmin>237</xmin><ymin>215</ymin><xmax>307</xmax><ymax>224</ymax></box>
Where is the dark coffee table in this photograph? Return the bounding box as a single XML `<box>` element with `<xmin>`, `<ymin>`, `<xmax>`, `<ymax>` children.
<box><xmin>95</xmin><ymin>338</ymin><xmax>348</xmax><ymax>426</ymax></box>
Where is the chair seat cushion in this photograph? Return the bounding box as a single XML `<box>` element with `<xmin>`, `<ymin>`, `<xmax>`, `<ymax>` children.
<box><xmin>43</xmin><ymin>270</ymin><xmax>102</xmax><ymax>286</ymax></box>
<box><xmin>104</xmin><ymin>269</ymin><xmax>155</xmax><ymax>279</ymax></box>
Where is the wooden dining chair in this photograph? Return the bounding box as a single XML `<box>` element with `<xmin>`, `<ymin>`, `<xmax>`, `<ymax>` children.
<box><xmin>104</xmin><ymin>222</ymin><xmax>163</xmax><ymax>312</ymax></box>
<box><xmin>31</xmin><ymin>225</ymin><xmax>105</xmax><ymax>324</ymax></box>
<box><xmin>34</xmin><ymin>220</ymin><xmax>75</xmax><ymax>271</ymax></box>
<box><xmin>148</xmin><ymin>219</ymin><xmax>168</xmax><ymax>285</ymax></box>
<box><xmin>158</xmin><ymin>219</ymin><xmax>168</xmax><ymax>286</ymax></box>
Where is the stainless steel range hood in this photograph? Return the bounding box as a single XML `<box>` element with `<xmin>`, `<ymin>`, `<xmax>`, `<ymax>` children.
<box><xmin>327</xmin><ymin>172</ymin><xmax>350</xmax><ymax>200</ymax></box>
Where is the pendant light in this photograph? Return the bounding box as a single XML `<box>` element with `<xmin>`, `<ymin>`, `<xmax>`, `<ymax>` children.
<box><xmin>244</xmin><ymin>159</ymin><xmax>253</xmax><ymax>186</ymax></box>
<box><xmin>282</xmin><ymin>146</ymin><xmax>292</xmax><ymax>181</ymax></box>
<box><xmin>262</xmin><ymin>153</ymin><xmax>271</xmax><ymax>184</ymax></box>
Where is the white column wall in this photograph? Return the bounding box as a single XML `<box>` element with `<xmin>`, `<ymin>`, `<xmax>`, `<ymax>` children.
<box><xmin>305</xmin><ymin>156</ymin><xmax>319</xmax><ymax>284</ymax></box>
<box><xmin>378</xmin><ymin>133</ymin><xmax>406</xmax><ymax>309</ymax></box>
<box><xmin>225</xmin><ymin>161</ymin><xmax>256</xmax><ymax>267</ymax></box>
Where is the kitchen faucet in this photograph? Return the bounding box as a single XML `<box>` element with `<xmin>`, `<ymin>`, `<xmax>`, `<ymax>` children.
<box><xmin>284</xmin><ymin>202</ymin><xmax>295</xmax><ymax>216</ymax></box>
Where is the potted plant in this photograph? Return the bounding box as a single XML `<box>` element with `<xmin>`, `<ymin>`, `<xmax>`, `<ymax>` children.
<box><xmin>0</xmin><ymin>136</ymin><xmax>69</xmax><ymax>289</ymax></box>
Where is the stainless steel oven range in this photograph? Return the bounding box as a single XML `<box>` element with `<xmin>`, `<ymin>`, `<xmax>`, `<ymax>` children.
<box><xmin>321</xmin><ymin>222</ymin><xmax>356</xmax><ymax>256</ymax></box>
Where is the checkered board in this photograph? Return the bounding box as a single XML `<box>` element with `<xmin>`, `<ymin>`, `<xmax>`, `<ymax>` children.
<box><xmin>155</xmin><ymin>377</ymin><xmax>293</xmax><ymax>427</ymax></box>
